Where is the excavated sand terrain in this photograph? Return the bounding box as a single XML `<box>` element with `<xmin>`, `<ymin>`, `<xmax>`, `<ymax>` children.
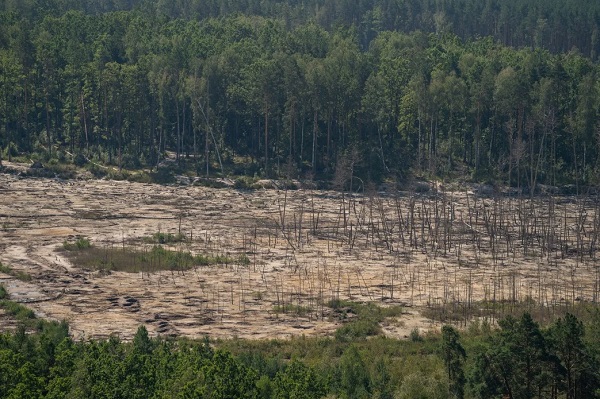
<box><xmin>1</xmin><ymin>166</ymin><xmax>598</xmax><ymax>340</ymax></box>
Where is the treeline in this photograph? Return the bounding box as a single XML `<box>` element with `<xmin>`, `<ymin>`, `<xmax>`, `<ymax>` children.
<box><xmin>0</xmin><ymin>322</ymin><xmax>324</xmax><ymax>399</ymax></box>
<box><xmin>1</xmin><ymin>312</ymin><xmax>600</xmax><ymax>398</ymax></box>
<box><xmin>3</xmin><ymin>0</ymin><xmax>600</xmax><ymax>57</ymax></box>
<box><xmin>1</xmin><ymin>7</ymin><xmax>600</xmax><ymax>186</ymax></box>
<box><xmin>448</xmin><ymin>313</ymin><xmax>600</xmax><ymax>399</ymax></box>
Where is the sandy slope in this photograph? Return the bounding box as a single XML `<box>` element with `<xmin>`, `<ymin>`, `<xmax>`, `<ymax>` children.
<box><xmin>0</xmin><ymin>168</ymin><xmax>597</xmax><ymax>340</ymax></box>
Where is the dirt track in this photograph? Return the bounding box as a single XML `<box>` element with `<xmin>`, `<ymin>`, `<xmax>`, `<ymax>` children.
<box><xmin>0</xmin><ymin>166</ymin><xmax>598</xmax><ymax>340</ymax></box>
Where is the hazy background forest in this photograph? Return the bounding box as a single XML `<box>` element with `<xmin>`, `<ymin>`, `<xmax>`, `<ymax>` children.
<box><xmin>1</xmin><ymin>0</ymin><xmax>599</xmax><ymax>187</ymax></box>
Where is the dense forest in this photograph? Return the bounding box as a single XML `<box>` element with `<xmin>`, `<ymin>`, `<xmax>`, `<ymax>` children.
<box><xmin>0</xmin><ymin>0</ymin><xmax>599</xmax><ymax>186</ymax></box>
<box><xmin>3</xmin><ymin>0</ymin><xmax>600</xmax><ymax>56</ymax></box>
<box><xmin>2</xmin><ymin>306</ymin><xmax>600</xmax><ymax>398</ymax></box>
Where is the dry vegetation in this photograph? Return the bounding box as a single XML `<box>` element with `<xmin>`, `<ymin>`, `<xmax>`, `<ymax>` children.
<box><xmin>60</xmin><ymin>238</ymin><xmax>240</xmax><ymax>273</ymax></box>
<box><xmin>0</xmin><ymin>166</ymin><xmax>599</xmax><ymax>340</ymax></box>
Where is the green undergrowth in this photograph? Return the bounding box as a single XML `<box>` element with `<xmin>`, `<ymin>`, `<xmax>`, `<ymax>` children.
<box><xmin>0</xmin><ymin>285</ymin><xmax>35</xmax><ymax>324</ymax></box>
<box><xmin>421</xmin><ymin>298</ymin><xmax>600</xmax><ymax>327</ymax></box>
<box><xmin>220</xmin><ymin>334</ymin><xmax>424</xmax><ymax>395</ymax></box>
<box><xmin>0</xmin><ymin>284</ymin><xmax>68</xmax><ymax>333</ymax></box>
<box><xmin>1</xmin><ymin>279</ymin><xmax>600</xmax><ymax>399</ymax></box>
<box><xmin>62</xmin><ymin>237</ymin><xmax>91</xmax><ymax>251</ymax></box>
<box><xmin>86</xmin><ymin>163</ymin><xmax>176</xmax><ymax>184</ymax></box>
<box><xmin>272</xmin><ymin>304</ymin><xmax>313</xmax><ymax>316</ymax></box>
<box><xmin>61</xmin><ymin>238</ymin><xmax>242</xmax><ymax>272</ymax></box>
<box><xmin>0</xmin><ymin>262</ymin><xmax>32</xmax><ymax>282</ymax></box>
<box><xmin>328</xmin><ymin>300</ymin><xmax>404</xmax><ymax>341</ymax></box>
<box><xmin>144</xmin><ymin>232</ymin><xmax>187</xmax><ymax>244</ymax></box>
<box><xmin>21</xmin><ymin>160</ymin><xmax>79</xmax><ymax>179</ymax></box>
<box><xmin>0</xmin><ymin>299</ymin><xmax>36</xmax><ymax>323</ymax></box>
<box><xmin>270</xmin><ymin>300</ymin><xmax>406</xmax><ymax>340</ymax></box>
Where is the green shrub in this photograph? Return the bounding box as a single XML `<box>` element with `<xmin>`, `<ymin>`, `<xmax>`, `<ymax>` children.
<box><xmin>6</xmin><ymin>142</ymin><xmax>18</xmax><ymax>160</ymax></box>
<box><xmin>234</xmin><ymin>176</ymin><xmax>257</xmax><ymax>189</ymax></box>
<box><xmin>73</xmin><ymin>153</ymin><xmax>88</xmax><ymax>166</ymax></box>
<box><xmin>45</xmin><ymin>163</ymin><xmax>77</xmax><ymax>179</ymax></box>
<box><xmin>237</xmin><ymin>254</ymin><xmax>251</xmax><ymax>265</ymax></box>
<box><xmin>0</xmin><ymin>299</ymin><xmax>36</xmax><ymax>322</ymax></box>
<box><xmin>149</xmin><ymin>168</ymin><xmax>175</xmax><ymax>184</ymax></box>
<box><xmin>106</xmin><ymin>169</ymin><xmax>130</xmax><ymax>181</ymax></box>
<box><xmin>0</xmin><ymin>262</ymin><xmax>10</xmax><ymax>274</ymax></box>
<box><xmin>194</xmin><ymin>253</ymin><xmax>235</xmax><ymax>266</ymax></box>
<box><xmin>121</xmin><ymin>152</ymin><xmax>142</xmax><ymax>169</ymax></box>
<box><xmin>13</xmin><ymin>270</ymin><xmax>31</xmax><ymax>282</ymax></box>
<box><xmin>87</xmin><ymin>163</ymin><xmax>108</xmax><ymax>178</ymax></box>
<box><xmin>330</xmin><ymin>301</ymin><xmax>403</xmax><ymax>341</ymax></box>
<box><xmin>409</xmin><ymin>328</ymin><xmax>423</xmax><ymax>342</ymax></box>
<box><xmin>127</xmin><ymin>171</ymin><xmax>153</xmax><ymax>183</ymax></box>
<box><xmin>147</xmin><ymin>232</ymin><xmax>187</xmax><ymax>244</ymax></box>
<box><xmin>0</xmin><ymin>263</ymin><xmax>32</xmax><ymax>282</ymax></box>
<box><xmin>63</xmin><ymin>237</ymin><xmax>91</xmax><ymax>251</ymax></box>
<box><xmin>335</xmin><ymin>319</ymin><xmax>381</xmax><ymax>341</ymax></box>
<box><xmin>395</xmin><ymin>371</ymin><xmax>449</xmax><ymax>399</ymax></box>
<box><xmin>272</xmin><ymin>304</ymin><xmax>312</xmax><ymax>316</ymax></box>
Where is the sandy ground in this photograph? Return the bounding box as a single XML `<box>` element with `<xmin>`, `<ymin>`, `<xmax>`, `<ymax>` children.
<box><xmin>0</xmin><ymin>164</ymin><xmax>598</xmax><ymax>340</ymax></box>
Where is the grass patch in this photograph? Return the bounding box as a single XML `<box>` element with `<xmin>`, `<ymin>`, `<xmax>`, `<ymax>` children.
<box><xmin>409</xmin><ymin>327</ymin><xmax>424</xmax><ymax>342</ymax></box>
<box><xmin>420</xmin><ymin>298</ymin><xmax>600</xmax><ymax>328</ymax></box>
<box><xmin>0</xmin><ymin>286</ymin><xmax>68</xmax><ymax>333</ymax></box>
<box><xmin>0</xmin><ymin>262</ymin><xmax>32</xmax><ymax>282</ymax></box>
<box><xmin>148</xmin><ymin>168</ymin><xmax>176</xmax><ymax>184</ymax></box>
<box><xmin>328</xmin><ymin>299</ymin><xmax>403</xmax><ymax>318</ymax></box>
<box><xmin>145</xmin><ymin>232</ymin><xmax>188</xmax><ymax>244</ymax></box>
<box><xmin>327</xmin><ymin>300</ymin><xmax>404</xmax><ymax>341</ymax></box>
<box><xmin>62</xmin><ymin>242</ymin><xmax>238</xmax><ymax>273</ymax></box>
<box><xmin>45</xmin><ymin>162</ymin><xmax>78</xmax><ymax>179</ymax></box>
<box><xmin>237</xmin><ymin>253</ymin><xmax>251</xmax><ymax>265</ymax></box>
<box><xmin>63</xmin><ymin>237</ymin><xmax>91</xmax><ymax>251</ymax></box>
<box><xmin>193</xmin><ymin>252</ymin><xmax>235</xmax><ymax>266</ymax></box>
<box><xmin>272</xmin><ymin>304</ymin><xmax>313</xmax><ymax>316</ymax></box>
<box><xmin>233</xmin><ymin>176</ymin><xmax>259</xmax><ymax>190</ymax></box>
<box><xmin>23</xmin><ymin>161</ymin><xmax>78</xmax><ymax>179</ymax></box>
<box><xmin>0</xmin><ymin>299</ymin><xmax>36</xmax><ymax>322</ymax></box>
<box><xmin>251</xmin><ymin>291</ymin><xmax>263</xmax><ymax>300</ymax></box>
<box><xmin>335</xmin><ymin>318</ymin><xmax>382</xmax><ymax>340</ymax></box>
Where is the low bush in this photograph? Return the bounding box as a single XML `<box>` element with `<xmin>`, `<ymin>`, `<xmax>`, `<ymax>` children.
<box><xmin>234</xmin><ymin>176</ymin><xmax>257</xmax><ymax>190</ymax></box>
<box><xmin>146</xmin><ymin>232</ymin><xmax>187</xmax><ymax>244</ymax></box>
<box><xmin>149</xmin><ymin>168</ymin><xmax>175</xmax><ymax>184</ymax></box>
<box><xmin>237</xmin><ymin>254</ymin><xmax>251</xmax><ymax>265</ymax></box>
<box><xmin>272</xmin><ymin>304</ymin><xmax>313</xmax><ymax>316</ymax></box>
<box><xmin>335</xmin><ymin>318</ymin><xmax>381</xmax><ymax>341</ymax></box>
<box><xmin>409</xmin><ymin>328</ymin><xmax>423</xmax><ymax>342</ymax></box>
<box><xmin>87</xmin><ymin>163</ymin><xmax>108</xmax><ymax>178</ymax></box>
<box><xmin>73</xmin><ymin>153</ymin><xmax>88</xmax><ymax>166</ymax></box>
<box><xmin>329</xmin><ymin>300</ymin><xmax>403</xmax><ymax>341</ymax></box>
<box><xmin>63</xmin><ymin>237</ymin><xmax>91</xmax><ymax>251</ymax></box>
<box><xmin>0</xmin><ymin>262</ymin><xmax>32</xmax><ymax>282</ymax></box>
<box><xmin>0</xmin><ymin>299</ymin><xmax>36</xmax><ymax>322</ymax></box>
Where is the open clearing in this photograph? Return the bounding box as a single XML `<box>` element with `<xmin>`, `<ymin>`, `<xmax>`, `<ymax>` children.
<box><xmin>0</xmin><ymin>166</ymin><xmax>599</xmax><ymax>340</ymax></box>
